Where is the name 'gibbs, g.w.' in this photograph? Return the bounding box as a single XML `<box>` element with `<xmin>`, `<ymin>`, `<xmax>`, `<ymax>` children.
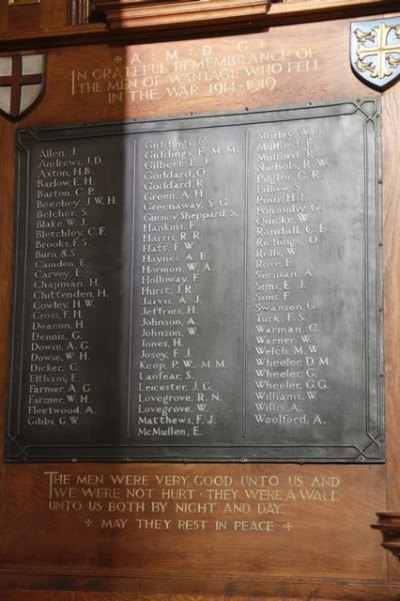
<box><xmin>6</xmin><ymin>100</ymin><xmax>383</xmax><ymax>462</ymax></box>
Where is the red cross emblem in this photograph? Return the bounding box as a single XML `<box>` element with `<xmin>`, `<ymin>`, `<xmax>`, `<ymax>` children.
<box><xmin>0</xmin><ymin>54</ymin><xmax>45</xmax><ymax>121</ymax></box>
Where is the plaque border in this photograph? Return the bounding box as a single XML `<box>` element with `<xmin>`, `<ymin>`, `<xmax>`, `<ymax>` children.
<box><xmin>5</xmin><ymin>98</ymin><xmax>384</xmax><ymax>463</ymax></box>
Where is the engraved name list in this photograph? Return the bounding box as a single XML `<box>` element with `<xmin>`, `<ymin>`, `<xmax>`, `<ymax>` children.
<box><xmin>6</xmin><ymin>100</ymin><xmax>383</xmax><ymax>462</ymax></box>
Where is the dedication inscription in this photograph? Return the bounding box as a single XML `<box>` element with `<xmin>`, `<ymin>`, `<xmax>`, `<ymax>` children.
<box><xmin>6</xmin><ymin>99</ymin><xmax>383</xmax><ymax>462</ymax></box>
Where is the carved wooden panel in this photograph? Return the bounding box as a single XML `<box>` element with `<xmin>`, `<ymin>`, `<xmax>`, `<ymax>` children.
<box><xmin>67</xmin><ymin>0</ymin><xmax>92</xmax><ymax>25</ymax></box>
<box><xmin>91</xmin><ymin>0</ymin><xmax>269</xmax><ymax>31</ymax></box>
<box><xmin>1</xmin><ymin>3</ymin><xmax>400</xmax><ymax>601</ymax></box>
<box><xmin>1</xmin><ymin>0</ymin><xmax>400</xmax><ymax>49</ymax></box>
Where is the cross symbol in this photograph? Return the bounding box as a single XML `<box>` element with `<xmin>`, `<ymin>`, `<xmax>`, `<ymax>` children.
<box><xmin>0</xmin><ymin>55</ymin><xmax>42</xmax><ymax>119</ymax></box>
<box><xmin>283</xmin><ymin>522</ymin><xmax>294</xmax><ymax>531</ymax></box>
<box><xmin>357</xmin><ymin>24</ymin><xmax>400</xmax><ymax>79</ymax></box>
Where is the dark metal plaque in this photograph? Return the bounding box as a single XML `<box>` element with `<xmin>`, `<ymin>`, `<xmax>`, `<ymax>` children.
<box><xmin>5</xmin><ymin>99</ymin><xmax>384</xmax><ymax>462</ymax></box>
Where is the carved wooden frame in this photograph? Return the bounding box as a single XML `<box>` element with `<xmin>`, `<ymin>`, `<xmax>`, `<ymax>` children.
<box><xmin>91</xmin><ymin>0</ymin><xmax>270</xmax><ymax>30</ymax></box>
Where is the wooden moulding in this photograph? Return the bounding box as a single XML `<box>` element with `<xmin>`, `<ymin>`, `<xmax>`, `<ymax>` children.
<box><xmin>91</xmin><ymin>0</ymin><xmax>270</xmax><ymax>31</ymax></box>
<box><xmin>90</xmin><ymin>0</ymin><xmax>400</xmax><ymax>32</ymax></box>
<box><xmin>372</xmin><ymin>512</ymin><xmax>400</xmax><ymax>561</ymax></box>
<box><xmin>90</xmin><ymin>0</ymin><xmax>400</xmax><ymax>41</ymax></box>
<box><xmin>1</xmin><ymin>0</ymin><xmax>400</xmax><ymax>48</ymax></box>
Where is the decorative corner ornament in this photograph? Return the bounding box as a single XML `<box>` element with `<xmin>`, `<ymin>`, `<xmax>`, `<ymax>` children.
<box><xmin>350</xmin><ymin>18</ymin><xmax>400</xmax><ymax>90</ymax></box>
<box><xmin>0</xmin><ymin>54</ymin><xmax>45</xmax><ymax>121</ymax></box>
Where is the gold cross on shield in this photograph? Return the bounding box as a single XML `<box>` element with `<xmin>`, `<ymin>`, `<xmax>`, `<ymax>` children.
<box><xmin>356</xmin><ymin>23</ymin><xmax>400</xmax><ymax>79</ymax></box>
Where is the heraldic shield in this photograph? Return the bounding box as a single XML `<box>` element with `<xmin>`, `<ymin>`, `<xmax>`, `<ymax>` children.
<box><xmin>351</xmin><ymin>17</ymin><xmax>400</xmax><ymax>90</ymax></box>
<box><xmin>0</xmin><ymin>54</ymin><xmax>45</xmax><ymax>121</ymax></box>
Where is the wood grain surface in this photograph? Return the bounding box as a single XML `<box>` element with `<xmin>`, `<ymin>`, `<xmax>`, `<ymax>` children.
<box><xmin>1</xmin><ymin>3</ymin><xmax>400</xmax><ymax>599</ymax></box>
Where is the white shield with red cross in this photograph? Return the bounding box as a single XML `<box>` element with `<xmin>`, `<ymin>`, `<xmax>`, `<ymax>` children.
<box><xmin>0</xmin><ymin>54</ymin><xmax>45</xmax><ymax>121</ymax></box>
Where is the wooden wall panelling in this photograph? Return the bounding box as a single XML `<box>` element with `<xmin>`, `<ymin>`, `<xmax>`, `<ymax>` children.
<box><xmin>0</xmin><ymin>0</ymin><xmax>400</xmax><ymax>50</ymax></box>
<box><xmin>0</xmin><ymin>0</ymin><xmax>68</xmax><ymax>35</ymax></box>
<box><xmin>1</xmin><ymin>3</ymin><xmax>400</xmax><ymax>600</ymax></box>
<box><xmin>0</xmin><ymin>117</ymin><xmax>15</xmax><ymax>599</ymax></box>
<box><xmin>265</xmin><ymin>0</ymin><xmax>400</xmax><ymax>22</ymax></box>
<box><xmin>90</xmin><ymin>0</ymin><xmax>400</xmax><ymax>32</ymax></box>
<box><xmin>21</xmin><ymin>18</ymin><xmax>380</xmax><ymax>124</ymax></box>
<box><xmin>381</xmin><ymin>78</ymin><xmax>400</xmax><ymax>581</ymax></box>
<box><xmin>91</xmin><ymin>0</ymin><xmax>271</xmax><ymax>31</ymax></box>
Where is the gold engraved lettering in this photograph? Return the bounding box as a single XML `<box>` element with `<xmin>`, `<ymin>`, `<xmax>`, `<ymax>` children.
<box><xmin>43</xmin><ymin>470</ymin><xmax>341</xmax><ymax>532</ymax></box>
<box><xmin>69</xmin><ymin>42</ymin><xmax>321</xmax><ymax>107</ymax></box>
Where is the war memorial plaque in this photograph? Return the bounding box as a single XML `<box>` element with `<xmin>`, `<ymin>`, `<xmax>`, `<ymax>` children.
<box><xmin>5</xmin><ymin>99</ymin><xmax>384</xmax><ymax>462</ymax></box>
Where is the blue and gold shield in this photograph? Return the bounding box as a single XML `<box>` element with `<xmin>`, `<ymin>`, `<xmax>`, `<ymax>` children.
<box><xmin>350</xmin><ymin>18</ymin><xmax>400</xmax><ymax>90</ymax></box>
